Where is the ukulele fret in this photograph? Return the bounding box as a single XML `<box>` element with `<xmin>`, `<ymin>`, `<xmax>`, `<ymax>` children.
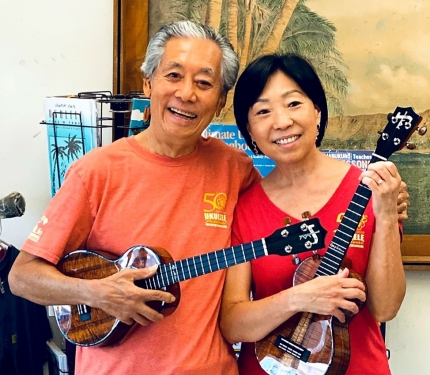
<box><xmin>205</xmin><ymin>253</ymin><xmax>212</xmax><ymax>273</ymax></box>
<box><xmin>250</xmin><ymin>242</ymin><xmax>256</xmax><ymax>258</ymax></box>
<box><xmin>343</xmin><ymin>216</ymin><xmax>358</xmax><ymax>224</ymax></box>
<box><xmin>351</xmin><ymin>201</ymin><xmax>365</xmax><ymax>209</ymax></box>
<box><xmin>340</xmin><ymin>222</ymin><xmax>356</xmax><ymax>232</ymax></box>
<box><xmin>346</xmin><ymin>208</ymin><xmax>362</xmax><ymax>217</ymax></box>
<box><xmin>336</xmin><ymin>230</ymin><xmax>353</xmax><ymax>238</ymax></box>
<box><xmin>371</xmin><ymin>152</ymin><xmax>387</xmax><ymax>161</ymax></box>
<box><xmin>186</xmin><ymin>259</ymin><xmax>192</xmax><ymax>278</ymax></box>
<box><xmin>321</xmin><ymin>263</ymin><xmax>337</xmax><ymax>273</ymax></box>
<box><xmin>337</xmin><ymin>237</ymin><xmax>351</xmax><ymax>245</ymax></box>
<box><xmin>147</xmin><ymin>277</ymin><xmax>155</xmax><ymax>290</ymax></box>
<box><xmin>164</xmin><ymin>264</ymin><xmax>173</xmax><ymax>285</ymax></box>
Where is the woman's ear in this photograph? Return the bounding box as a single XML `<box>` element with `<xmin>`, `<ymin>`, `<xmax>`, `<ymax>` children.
<box><xmin>247</xmin><ymin>123</ymin><xmax>253</xmax><ymax>138</ymax></box>
<box><xmin>315</xmin><ymin>105</ymin><xmax>321</xmax><ymax>125</ymax></box>
<box><xmin>143</xmin><ymin>77</ymin><xmax>152</xmax><ymax>97</ymax></box>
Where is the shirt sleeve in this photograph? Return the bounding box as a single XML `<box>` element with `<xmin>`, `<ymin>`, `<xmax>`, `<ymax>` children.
<box><xmin>21</xmin><ymin>165</ymin><xmax>93</xmax><ymax>264</ymax></box>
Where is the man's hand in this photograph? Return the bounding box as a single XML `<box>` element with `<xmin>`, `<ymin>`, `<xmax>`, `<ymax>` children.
<box><xmin>397</xmin><ymin>180</ymin><xmax>410</xmax><ymax>222</ymax></box>
<box><xmin>88</xmin><ymin>265</ymin><xmax>176</xmax><ymax>326</ymax></box>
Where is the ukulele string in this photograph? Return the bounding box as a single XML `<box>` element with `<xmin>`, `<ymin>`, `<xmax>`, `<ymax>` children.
<box><xmin>142</xmin><ymin>240</ymin><xmax>268</xmax><ymax>290</ymax></box>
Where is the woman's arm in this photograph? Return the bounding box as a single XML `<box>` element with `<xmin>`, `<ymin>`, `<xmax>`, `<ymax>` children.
<box><xmin>360</xmin><ymin>162</ymin><xmax>406</xmax><ymax>322</ymax></box>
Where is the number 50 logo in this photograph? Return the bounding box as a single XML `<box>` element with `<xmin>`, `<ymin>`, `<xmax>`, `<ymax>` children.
<box><xmin>203</xmin><ymin>192</ymin><xmax>227</xmax><ymax>212</ymax></box>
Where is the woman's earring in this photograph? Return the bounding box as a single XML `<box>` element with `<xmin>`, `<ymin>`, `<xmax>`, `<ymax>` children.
<box><xmin>251</xmin><ymin>140</ymin><xmax>259</xmax><ymax>155</ymax></box>
<box><xmin>316</xmin><ymin>123</ymin><xmax>320</xmax><ymax>140</ymax></box>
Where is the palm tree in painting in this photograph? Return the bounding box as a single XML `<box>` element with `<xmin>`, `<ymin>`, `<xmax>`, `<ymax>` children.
<box><xmin>167</xmin><ymin>0</ymin><xmax>348</xmax><ymax>122</ymax></box>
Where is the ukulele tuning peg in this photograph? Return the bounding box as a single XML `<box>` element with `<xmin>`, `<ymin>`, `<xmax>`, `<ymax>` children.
<box><xmin>300</xmin><ymin>211</ymin><xmax>311</xmax><ymax>230</ymax></box>
<box><xmin>283</xmin><ymin>217</ymin><xmax>292</xmax><ymax>226</ymax></box>
<box><xmin>406</xmin><ymin>142</ymin><xmax>417</xmax><ymax>150</ymax></box>
<box><xmin>284</xmin><ymin>245</ymin><xmax>293</xmax><ymax>254</ymax></box>
<box><xmin>292</xmin><ymin>255</ymin><xmax>301</xmax><ymax>265</ymax></box>
<box><xmin>417</xmin><ymin>126</ymin><xmax>427</xmax><ymax>136</ymax></box>
<box><xmin>281</xmin><ymin>228</ymin><xmax>290</xmax><ymax>238</ymax></box>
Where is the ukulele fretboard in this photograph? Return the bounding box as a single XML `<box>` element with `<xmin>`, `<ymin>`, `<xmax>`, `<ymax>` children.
<box><xmin>140</xmin><ymin>240</ymin><xmax>268</xmax><ymax>289</ymax></box>
<box><xmin>314</xmin><ymin>152</ymin><xmax>385</xmax><ymax>277</ymax></box>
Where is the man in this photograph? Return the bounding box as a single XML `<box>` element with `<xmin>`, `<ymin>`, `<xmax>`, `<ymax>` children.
<box><xmin>9</xmin><ymin>21</ymin><xmax>260</xmax><ymax>375</ymax></box>
<box><xmin>9</xmin><ymin>20</ymin><xmax>409</xmax><ymax>375</ymax></box>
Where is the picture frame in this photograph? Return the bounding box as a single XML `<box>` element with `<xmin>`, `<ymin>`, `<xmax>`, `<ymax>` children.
<box><xmin>113</xmin><ymin>0</ymin><xmax>430</xmax><ymax>269</ymax></box>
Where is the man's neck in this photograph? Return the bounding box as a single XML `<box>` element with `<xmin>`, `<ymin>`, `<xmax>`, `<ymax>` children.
<box><xmin>134</xmin><ymin>130</ymin><xmax>199</xmax><ymax>158</ymax></box>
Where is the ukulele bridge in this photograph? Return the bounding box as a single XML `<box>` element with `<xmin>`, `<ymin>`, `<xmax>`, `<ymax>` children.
<box><xmin>274</xmin><ymin>334</ymin><xmax>311</xmax><ymax>362</ymax></box>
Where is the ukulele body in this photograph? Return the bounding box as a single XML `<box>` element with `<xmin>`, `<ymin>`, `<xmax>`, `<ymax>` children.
<box><xmin>54</xmin><ymin>245</ymin><xmax>180</xmax><ymax>347</ymax></box>
<box><xmin>256</xmin><ymin>254</ymin><xmax>365</xmax><ymax>375</ymax></box>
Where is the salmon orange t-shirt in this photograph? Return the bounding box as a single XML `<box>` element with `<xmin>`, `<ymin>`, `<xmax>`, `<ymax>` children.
<box><xmin>22</xmin><ymin>136</ymin><xmax>261</xmax><ymax>375</ymax></box>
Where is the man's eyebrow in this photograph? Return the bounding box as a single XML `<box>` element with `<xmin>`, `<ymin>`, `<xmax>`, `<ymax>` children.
<box><xmin>164</xmin><ymin>62</ymin><xmax>216</xmax><ymax>76</ymax></box>
<box><xmin>165</xmin><ymin>61</ymin><xmax>182</xmax><ymax>69</ymax></box>
<box><xmin>200</xmin><ymin>67</ymin><xmax>216</xmax><ymax>76</ymax></box>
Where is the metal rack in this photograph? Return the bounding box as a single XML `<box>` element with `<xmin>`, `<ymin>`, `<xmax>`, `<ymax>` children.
<box><xmin>41</xmin><ymin>91</ymin><xmax>149</xmax><ymax>193</ymax></box>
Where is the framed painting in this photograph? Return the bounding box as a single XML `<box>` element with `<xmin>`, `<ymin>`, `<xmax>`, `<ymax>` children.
<box><xmin>114</xmin><ymin>0</ymin><xmax>430</xmax><ymax>268</ymax></box>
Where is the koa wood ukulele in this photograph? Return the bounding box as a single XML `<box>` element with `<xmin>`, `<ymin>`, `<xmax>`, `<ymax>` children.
<box><xmin>54</xmin><ymin>218</ymin><xmax>327</xmax><ymax>347</ymax></box>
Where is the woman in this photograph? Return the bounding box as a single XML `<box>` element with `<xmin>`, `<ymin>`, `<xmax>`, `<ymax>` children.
<box><xmin>220</xmin><ymin>53</ymin><xmax>406</xmax><ymax>375</ymax></box>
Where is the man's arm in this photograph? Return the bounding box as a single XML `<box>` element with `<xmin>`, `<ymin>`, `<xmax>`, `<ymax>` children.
<box><xmin>9</xmin><ymin>250</ymin><xmax>175</xmax><ymax>326</ymax></box>
<box><xmin>397</xmin><ymin>180</ymin><xmax>410</xmax><ymax>222</ymax></box>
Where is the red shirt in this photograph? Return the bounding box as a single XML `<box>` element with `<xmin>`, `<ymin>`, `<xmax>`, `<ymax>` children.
<box><xmin>232</xmin><ymin>166</ymin><xmax>391</xmax><ymax>375</ymax></box>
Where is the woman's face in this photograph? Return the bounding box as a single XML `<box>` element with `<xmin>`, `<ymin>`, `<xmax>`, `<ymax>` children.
<box><xmin>247</xmin><ymin>70</ymin><xmax>321</xmax><ymax>164</ymax></box>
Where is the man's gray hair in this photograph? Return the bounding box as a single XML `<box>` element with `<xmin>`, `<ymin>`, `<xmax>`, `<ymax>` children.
<box><xmin>141</xmin><ymin>20</ymin><xmax>239</xmax><ymax>93</ymax></box>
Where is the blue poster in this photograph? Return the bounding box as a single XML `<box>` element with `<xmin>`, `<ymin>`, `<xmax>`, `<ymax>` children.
<box><xmin>204</xmin><ymin>125</ymin><xmax>373</xmax><ymax>176</ymax></box>
<box><xmin>204</xmin><ymin>124</ymin><xmax>275</xmax><ymax>177</ymax></box>
<box><xmin>321</xmin><ymin>149</ymin><xmax>373</xmax><ymax>171</ymax></box>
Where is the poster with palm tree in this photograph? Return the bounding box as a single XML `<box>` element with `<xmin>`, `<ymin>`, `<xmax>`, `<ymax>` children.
<box><xmin>45</xmin><ymin>97</ymin><xmax>98</xmax><ymax>197</ymax></box>
<box><xmin>148</xmin><ymin>0</ymin><xmax>430</xmax><ymax>234</ymax></box>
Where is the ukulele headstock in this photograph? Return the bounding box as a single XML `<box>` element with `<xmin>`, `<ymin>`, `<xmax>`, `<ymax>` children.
<box><xmin>265</xmin><ymin>217</ymin><xmax>327</xmax><ymax>257</ymax></box>
<box><xmin>376</xmin><ymin>107</ymin><xmax>424</xmax><ymax>159</ymax></box>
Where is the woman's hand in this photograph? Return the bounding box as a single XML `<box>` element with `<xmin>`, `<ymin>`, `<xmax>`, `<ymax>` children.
<box><xmin>289</xmin><ymin>268</ymin><xmax>366</xmax><ymax>323</ymax></box>
<box><xmin>359</xmin><ymin>161</ymin><xmax>401</xmax><ymax>219</ymax></box>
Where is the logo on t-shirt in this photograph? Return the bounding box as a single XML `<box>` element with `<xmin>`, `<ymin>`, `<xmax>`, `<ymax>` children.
<box><xmin>203</xmin><ymin>192</ymin><xmax>228</xmax><ymax>228</ymax></box>
<box><xmin>336</xmin><ymin>213</ymin><xmax>368</xmax><ymax>248</ymax></box>
<box><xmin>28</xmin><ymin>215</ymin><xmax>49</xmax><ymax>243</ymax></box>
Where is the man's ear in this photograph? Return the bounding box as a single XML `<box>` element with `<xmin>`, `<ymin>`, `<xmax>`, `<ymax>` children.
<box><xmin>143</xmin><ymin>77</ymin><xmax>152</xmax><ymax>97</ymax></box>
<box><xmin>215</xmin><ymin>92</ymin><xmax>227</xmax><ymax>117</ymax></box>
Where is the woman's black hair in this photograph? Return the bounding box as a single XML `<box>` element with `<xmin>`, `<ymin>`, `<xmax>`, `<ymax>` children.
<box><xmin>233</xmin><ymin>53</ymin><xmax>328</xmax><ymax>154</ymax></box>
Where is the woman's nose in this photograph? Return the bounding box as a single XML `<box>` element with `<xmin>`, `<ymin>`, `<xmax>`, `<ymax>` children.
<box><xmin>273</xmin><ymin>108</ymin><xmax>293</xmax><ymax>129</ymax></box>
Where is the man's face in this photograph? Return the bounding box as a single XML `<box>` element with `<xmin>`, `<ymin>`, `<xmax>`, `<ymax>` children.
<box><xmin>143</xmin><ymin>37</ymin><xmax>226</xmax><ymax>144</ymax></box>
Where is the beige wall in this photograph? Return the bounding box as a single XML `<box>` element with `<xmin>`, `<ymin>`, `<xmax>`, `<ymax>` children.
<box><xmin>0</xmin><ymin>0</ymin><xmax>113</xmax><ymax>247</ymax></box>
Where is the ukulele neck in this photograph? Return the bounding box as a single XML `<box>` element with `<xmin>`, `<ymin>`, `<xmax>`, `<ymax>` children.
<box><xmin>137</xmin><ymin>239</ymin><xmax>267</xmax><ymax>289</ymax></box>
